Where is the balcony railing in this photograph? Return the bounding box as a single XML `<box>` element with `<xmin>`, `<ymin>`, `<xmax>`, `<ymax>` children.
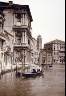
<box><xmin>13</xmin><ymin>25</ymin><xmax>32</xmax><ymax>35</ymax></box>
<box><xmin>60</xmin><ymin>49</ymin><xmax>65</xmax><ymax>52</ymax></box>
<box><xmin>59</xmin><ymin>53</ymin><xmax>65</xmax><ymax>57</ymax></box>
<box><xmin>13</xmin><ymin>25</ymin><xmax>30</xmax><ymax>30</ymax></box>
<box><xmin>13</xmin><ymin>42</ymin><xmax>31</xmax><ymax>49</ymax></box>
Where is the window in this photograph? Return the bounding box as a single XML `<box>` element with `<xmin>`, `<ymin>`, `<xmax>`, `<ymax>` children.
<box><xmin>60</xmin><ymin>60</ymin><xmax>61</xmax><ymax>62</ymax></box>
<box><xmin>54</xmin><ymin>47</ymin><xmax>55</xmax><ymax>50</ymax></box>
<box><xmin>31</xmin><ymin>59</ymin><xmax>33</xmax><ymax>64</ymax></box>
<box><xmin>17</xmin><ymin>37</ymin><xmax>21</xmax><ymax>44</ymax></box>
<box><xmin>28</xmin><ymin>39</ymin><xmax>30</xmax><ymax>45</ymax></box>
<box><xmin>16</xmin><ymin>13</ymin><xmax>21</xmax><ymax>23</ymax></box>
<box><xmin>1</xmin><ymin>53</ymin><xmax>3</xmax><ymax>58</ymax></box>
<box><xmin>17</xmin><ymin>13</ymin><xmax>21</xmax><ymax>18</ymax></box>
<box><xmin>28</xmin><ymin>22</ymin><xmax>31</xmax><ymax>28</ymax></box>
<box><xmin>48</xmin><ymin>48</ymin><xmax>50</xmax><ymax>50</ymax></box>
<box><xmin>32</xmin><ymin>53</ymin><xmax>33</xmax><ymax>56</ymax></box>
<box><xmin>54</xmin><ymin>59</ymin><xmax>55</xmax><ymax>62</ymax></box>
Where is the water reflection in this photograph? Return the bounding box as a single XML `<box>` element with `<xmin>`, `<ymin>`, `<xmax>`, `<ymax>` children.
<box><xmin>0</xmin><ymin>64</ymin><xmax>65</xmax><ymax>96</ymax></box>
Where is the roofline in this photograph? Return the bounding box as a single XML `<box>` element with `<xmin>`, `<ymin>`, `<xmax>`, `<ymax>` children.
<box><xmin>44</xmin><ymin>39</ymin><xmax>65</xmax><ymax>45</ymax></box>
<box><xmin>0</xmin><ymin>1</ymin><xmax>33</xmax><ymax>22</ymax></box>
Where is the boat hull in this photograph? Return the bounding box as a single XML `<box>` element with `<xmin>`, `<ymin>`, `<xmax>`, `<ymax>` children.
<box><xmin>37</xmin><ymin>72</ymin><xmax>43</xmax><ymax>76</ymax></box>
<box><xmin>16</xmin><ymin>71</ymin><xmax>43</xmax><ymax>78</ymax></box>
<box><xmin>22</xmin><ymin>73</ymin><xmax>37</xmax><ymax>78</ymax></box>
<box><xmin>22</xmin><ymin>72</ymin><xmax>43</xmax><ymax>78</ymax></box>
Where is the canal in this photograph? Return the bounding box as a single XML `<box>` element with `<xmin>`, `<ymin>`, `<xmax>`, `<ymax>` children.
<box><xmin>0</xmin><ymin>64</ymin><xmax>65</xmax><ymax>96</ymax></box>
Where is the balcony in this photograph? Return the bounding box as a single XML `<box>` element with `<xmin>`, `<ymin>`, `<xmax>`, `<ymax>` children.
<box><xmin>59</xmin><ymin>53</ymin><xmax>65</xmax><ymax>57</ymax></box>
<box><xmin>60</xmin><ymin>49</ymin><xmax>65</xmax><ymax>52</ymax></box>
<box><xmin>12</xmin><ymin>25</ymin><xmax>32</xmax><ymax>36</ymax></box>
<box><xmin>13</xmin><ymin>25</ymin><xmax>30</xmax><ymax>31</ymax></box>
<box><xmin>13</xmin><ymin>42</ymin><xmax>31</xmax><ymax>49</ymax></box>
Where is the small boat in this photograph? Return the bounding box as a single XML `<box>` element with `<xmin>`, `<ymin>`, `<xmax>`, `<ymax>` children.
<box><xmin>15</xmin><ymin>65</ymin><xmax>43</xmax><ymax>78</ymax></box>
<box><xmin>22</xmin><ymin>73</ymin><xmax>37</xmax><ymax>78</ymax></box>
<box><xmin>22</xmin><ymin>69</ymin><xmax>37</xmax><ymax>78</ymax></box>
<box><xmin>16</xmin><ymin>71</ymin><xmax>43</xmax><ymax>78</ymax></box>
<box><xmin>22</xmin><ymin>70</ymin><xmax>43</xmax><ymax>78</ymax></box>
<box><xmin>22</xmin><ymin>72</ymin><xmax>43</xmax><ymax>78</ymax></box>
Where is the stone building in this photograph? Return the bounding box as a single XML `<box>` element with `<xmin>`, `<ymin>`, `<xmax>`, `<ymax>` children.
<box><xmin>39</xmin><ymin>39</ymin><xmax>65</xmax><ymax>67</ymax></box>
<box><xmin>44</xmin><ymin>39</ymin><xmax>65</xmax><ymax>64</ymax></box>
<box><xmin>39</xmin><ymin>49</ymin><xmax>52</xmax><ymax>66</ymax></box>
<box><xmin>0</xmin><ymin>10</ymin><xmax>5</xmax><ymax>73</ymax></box>
<box><xmin>37</xmin><ymin>35</ymin><xmax>42</xmax><ymax>52</ymax></box>
<box><xmin>0</xmin><ymin>1</ymin><xmax>33</xmax><ymax>72</ymax></box>
<box><xmin>0</xmin><ymin>9</ymin><xmax>13</xmax><ymax>72</ymax></box>
<box><xmin>31</xmin><ymin>37</ymin><xmax>39</xmax><ymax>65</ymax></box>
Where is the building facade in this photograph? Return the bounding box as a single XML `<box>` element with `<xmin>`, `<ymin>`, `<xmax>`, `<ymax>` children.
<box><xmin>31</xmin><ymin>37</ymin><xmax>39</xmax><ymax>65</ymax></box>
<box><xmin>0</xmin><ymin>10</ymin><xmax>5</xmax><ymax>73</ymax></box>
<box><xmin>44</xmin><ymin>39</ymin><xmax>65</xmax><ymax>64</ymax></box>
<box><xmin>37</xmin><ymin>35</ymin><xmax>42</xmax><ymax>52</ymax></box>
<box><xmin>0</xmin><ymin>1</ymin><xmax>33</xmax><ymax>72</ymax></box>
<box><xmin>0</xmin><ymin>10</ymin><xmax>14</xmax><ymax>73</ymax></box>
<box><xmin>39</xmin><ymin>39</ymin><xmax>65</xmax><ymax>67</ymax></box>
<box><xmin>39</xmin><ymin>49</ymin><xmax>52</xmax><ymax>66</ymax></box>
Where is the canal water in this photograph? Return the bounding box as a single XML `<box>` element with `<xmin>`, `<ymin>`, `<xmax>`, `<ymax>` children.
<box><xmin>0</xmin><ymin>64</ymin><xmax>65</xmax><ymax>96</ymax></box>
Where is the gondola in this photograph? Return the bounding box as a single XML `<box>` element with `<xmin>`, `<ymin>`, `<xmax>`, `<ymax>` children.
<box><xmin>22</xmin><ymin>70</ymin><xmax>43</xmax><ymax>78</ymax></box>
<box><xmin>16</xmin><ymin>70</ymin><xmax>43</xmax><ymax>78</ymax></box>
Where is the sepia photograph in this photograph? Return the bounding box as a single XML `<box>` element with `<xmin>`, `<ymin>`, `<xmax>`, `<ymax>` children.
<box><xmin>0</xmin><ymin>0</ymin><xmax>65</xmax><ymax>96</ymax></box>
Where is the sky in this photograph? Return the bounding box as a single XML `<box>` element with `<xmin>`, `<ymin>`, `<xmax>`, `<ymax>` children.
<box><xmin>1</xmin><ymin>0</ymin><xmax>65</xmax><ymax>47</ymax></box>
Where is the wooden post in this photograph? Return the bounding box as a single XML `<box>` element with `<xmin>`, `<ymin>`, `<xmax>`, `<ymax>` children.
<box><xmin>20</xmin><ymin>52</ymin><xmax>23</xmax><ymax>77</ymax></box>
<box><xmin>21</xmin><ymin>58</ymin><xmax>23</xmax><ymax>77</ymax></box>
<box><xmin>15</xmin><ymin>57</ymin><xmax>17</xmax><ymax>76</ymax></box>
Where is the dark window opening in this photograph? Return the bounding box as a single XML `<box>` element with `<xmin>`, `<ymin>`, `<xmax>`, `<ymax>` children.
<box><xmin>28</xmin><ymin>39</ymin><xmax>30</xmax><ymax>45</ymax></box>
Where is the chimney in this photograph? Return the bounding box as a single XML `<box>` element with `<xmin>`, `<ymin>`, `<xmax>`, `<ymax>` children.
<box><xmin>9</xmin><ymin>1</ymin><xmax>13</xmax><ymax>5</ymax></box>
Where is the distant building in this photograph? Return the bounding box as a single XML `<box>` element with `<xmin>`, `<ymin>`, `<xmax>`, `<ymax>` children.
<box><xmin>44</xmin><ymin>39</ymin><xmax>65</xmax><ymax>64</ymax></box>
<box><xmin>37</xmin><ymin>35</ymin><xmax>42</xmax><ymax>52</ymax></box>
<box><xmin>31</xmin><ymin>37</ymin><xmax>39</xmax><ymax>65</ymax></box>
<box><xmin>39</xmin><ymin>49</ymin><xmax>46</xmax><ymax>66</ymax></box>
<box><xmin>39</xmin><ymin>39</ymin><xmax>65</xmax><ymax>66</ymax></box>
<box><xmin>39</xmin><ymin>49</ymin><xmax>52</xmax><ymax>66</ymax></box>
